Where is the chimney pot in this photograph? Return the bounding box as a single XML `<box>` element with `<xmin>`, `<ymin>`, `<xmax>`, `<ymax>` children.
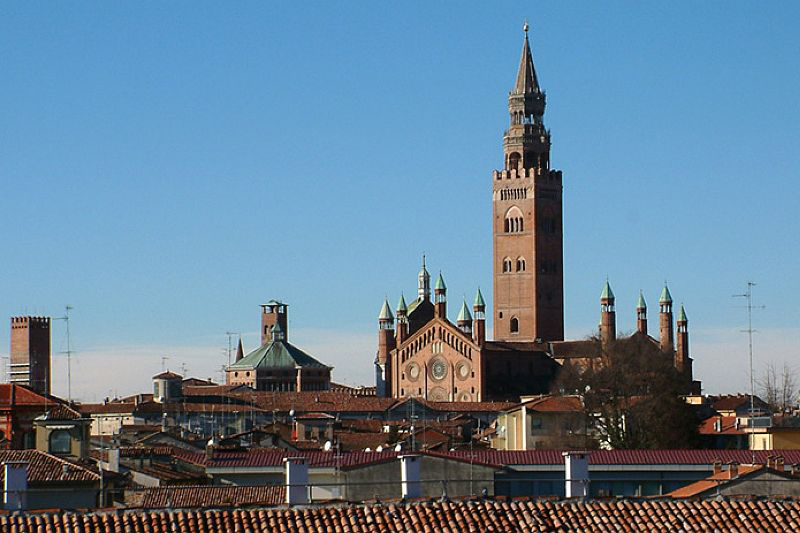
<box><xmin>563</xmin><ymin>451</ymin><xmax>590</xmax><ymax>499</ymax></box>
<box><xmin>399</xmin><ymin>454</ymin><xmax>422</xmax><ymax>499</ymax></box>
<box><xmin>284</xmin><ymin>457</ymin><xmax>309</xmax><ymax>505</ymax></box>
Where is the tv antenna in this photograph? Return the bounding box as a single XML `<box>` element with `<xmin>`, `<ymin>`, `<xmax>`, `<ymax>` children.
<box><xmin>733</xmin><ymin>281</ymin><xmax>765</xmax><ymax>461</ymax></box>
<box><xmin>161</xmin><ymin>356</ymin><xmax>170</xmax><ymax>372</ymax></box>
<box><xmin>225</xmin><ymin>331</ymin><xmax>240</xmax><ymax>367</ymax></box>
<box><xmin>54</xmin><ymin>306</ymin><xmax>74</xmax><ymax>402</ymax></box>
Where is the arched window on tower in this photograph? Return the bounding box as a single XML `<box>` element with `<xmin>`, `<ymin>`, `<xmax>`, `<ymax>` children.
<box><xmin>504</xmin><ymin>206</ymin><xmax>524</xmax><ymax>234</ymax></box>
<box><xmin>510</xmin><ymin>317</ymin><xmax>519</xmax><ymax>334</ymax></box>
<box><xmin>516</xmin><ymin>257</ymin><xmax>526</xmax><ymax>272</ymax></box>
<box><xmin>503</xmin><ymin>258</ymin><xmax>512</xmax><ymax>273</ymax></box>
<box><xmin>508</xmin><ymin>152</ymin><xmax>521</xmax><ymax>171</ymax></box>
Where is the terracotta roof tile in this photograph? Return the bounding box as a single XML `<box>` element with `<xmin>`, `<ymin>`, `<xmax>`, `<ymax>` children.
<box><xmin>134</xmin><ymin>485</ymin><xmax>285</xmax><ymax>508</ymax></box>
<box><xmin>0</xmin><ymin>450</ymin><xmax>100</xmax><ymax>484</ymax></box>
<box><xmin>5</xmin><ymin>499</ymin><xmax>800</xmax><ymax>531</ymax></box>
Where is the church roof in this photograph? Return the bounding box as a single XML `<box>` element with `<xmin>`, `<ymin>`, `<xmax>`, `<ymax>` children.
<box><xmin>600</xmin><ymin>280</ymin><xmax>614</xmax><ymax>301</ymax></box>
<box><xmin>474</xmin><ymin>288</ymin><xmax>485</xmax><ymax>308</ymax></box>
<box><xmin>514</xmin><ymin>23</ymin><xmax>540</xmax><ymax>95</ymax></box>
<box><xmin>229</xmin><ymin>339</ymin><xmax>329</xmax><ymax>371</ymax></box>
<box><xmin>396</xmin><ymin>294</ymin><xmax>407</xmax><ymax>314</ymax></box>
<box><xmin>659</xmin><ymin>284</ymin><xmax>673</xmax><ymax>304</ymax></box>
<box><xmin>456</xmin><ymin>300</ymin><xmax>472</xmax><ymax>322</ymax></box>
<box><xmin>378</xmin><ymin>299</ymin><xmax>394</xmax><ymax>321</ymax></box>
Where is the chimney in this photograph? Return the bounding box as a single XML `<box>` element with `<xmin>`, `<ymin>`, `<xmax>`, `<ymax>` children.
<box><xmin>399</xmin><ymin>454</ymin><xmax>422</xmax><ymax>499</ymax></box>
<box><xmin>107</xmin><ymin>449</ymin><xmax>120</xmax><ymax>473</ymax></box>
<box><xmin>775</xmin><ymin>456</ymin><xmax>785</xmax><ymax>472</ymax></box>
<box><xmin>563</xmin><ymin>451</ymin><xmax>590</xmax><ymax>498</ymax></box>
<box><xmin>712</xmin><ymin>461</ymin><xmax>722</xmax><ymax>475</ymax></box>
<box><xmin>728</xmin><ymin>462</ymin><xmax>739</xmax><ymax>479</ymax></box>
<box><xmin>284</xmin><ymin>457</ymin><xmax>309</xmax><ymax>505</ymax></box>
<box><xmin>3</xmin><ymin>461</ymin><xmax>28</xmax><ymax>510</ymax></box>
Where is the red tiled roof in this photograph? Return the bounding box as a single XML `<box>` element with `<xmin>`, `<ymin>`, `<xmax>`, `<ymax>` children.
<box><xmin>436</xmin><ymin>449</ymin><xmax>800</xmax><ymax>466</ymax></box>
<box><xmin>6</xmin><ymin>499</ymin><xmax>800</xmax><ymax>531</ymax></box>
<box><xmin>0</xmin><ymin>450</ymin><xmax>100</xmax><ymax>484</ymax></box>
<box><xmin>135</xmin><ymin>485</ymin><xmax>285</xmax><ymax>508</ymax></box>
<box><xmin>153</xmin><ymin>371</ymin><xmax>182</xmax><ymax>380</ymax></box>
<box><xmin>698</xmin><ymin>416</ymin><xmax>747</xmax><ymax>436</ymax></box>
<box><xmin>668</xmin><ymin>464</ymin><xmax>766</xmax><ymax>498</ymax></box>
<box><xmin>711</xmin><ymin>394</ymin><xmax>768</xmax><ymax>412</ymax></box>
<box><xmin>516</xmin><ymin>395</ymin><xmax>583</xmax><ymax>412</ymax></box>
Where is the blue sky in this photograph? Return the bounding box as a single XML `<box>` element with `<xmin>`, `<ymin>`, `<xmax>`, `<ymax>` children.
<box><xmin>2</xmin><ymin>3</ymin><xmax>798</xmax><ymax>400</ymax></box>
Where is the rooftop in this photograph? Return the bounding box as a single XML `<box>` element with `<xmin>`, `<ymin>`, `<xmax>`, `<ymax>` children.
<box><xmin>5</xmin><ymin>498</ymin><xmax>800</xmax><ymax>532</ymax></box>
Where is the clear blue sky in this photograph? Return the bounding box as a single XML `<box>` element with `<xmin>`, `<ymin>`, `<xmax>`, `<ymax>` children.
<box><xmin>2</xmin><ymin>3</ymin><xmax>799</xmax><ymax>399</ymax></box>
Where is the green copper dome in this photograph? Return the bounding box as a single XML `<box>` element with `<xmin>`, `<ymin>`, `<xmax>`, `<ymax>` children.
<box><xmin>434</xmin><ymin>272</ymin><xmax>446</xmax><ymax>291</ymax></box>
<box><xmin>659</xmin><ymin>284</ymin><xmax>673</xmax><ymax>304</ymax></box>
<box><xmin>378</xmin><ymin>299</ymin><xmax>394</xmax><ymax>321</ymax></box>
<box><xmin>473</xmin><ymin>287</ymin><xmax>486</xmax><ymax>308</ymax></box>
<box><xmin>600</xmin><ymin>280</ymin><xmax>615</xmax><ymax>301</ymax></box>
<box><xmin>678</xmin><ymin>305</ymin><xmax>688</xmax><ymax>322</ymax></box>
<box><xmin>637</xmin><ymin>291</ymin><xmax>647</xmax><ymax>309</ymax></box>
<box><xmin>396</xmin><ymin>293</ymin><xmax>407</xmax><ymax>314</ymax></box>
<box><xmin>457</xmin><ymin>299</ymin><xmax>473</xmax><ymax>322</ymax></box>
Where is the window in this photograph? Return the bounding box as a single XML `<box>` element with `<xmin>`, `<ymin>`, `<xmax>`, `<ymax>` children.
<box><xmin>504</xmin><ymin>206</ymin><xmax>524</xmax><ymax>234</ymax></box>
<box><xmin>510</xmin><ymin>317</ymin><xmax>519</xmax><ymax>334</ymax></box>
<box><xmin>502</xmin><ymin>258</ymin><xmax>512</xmax><ymax>273</ymax></box>
<box><xmin>49</xmin><ymin>429</ymin><xmax>71</xmax><ymax>455</ymax></box>
<box><xmin>516</xmin><ymin>257</ymin><xmax>526</xmax><ymax>272</ymax></box>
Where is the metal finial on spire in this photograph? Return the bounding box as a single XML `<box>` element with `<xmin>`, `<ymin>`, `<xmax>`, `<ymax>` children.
<box><xmin>523</xmin><ymin>20</ymin><xmax>529</xmax><ymax>35</ymax></box>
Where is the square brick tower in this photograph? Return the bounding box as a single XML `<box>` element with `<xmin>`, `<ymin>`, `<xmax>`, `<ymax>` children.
<box><xmin>493</xmin><ymin>24</ymin><xmax>564</xmax><ymax>342</ymax></box>
<box><xmin>9</xmin><ymin>317</ymin><xmax>52</xmax><ymax>394</ymax></box>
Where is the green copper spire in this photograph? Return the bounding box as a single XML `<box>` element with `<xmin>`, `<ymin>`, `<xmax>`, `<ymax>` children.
<box><xmin>434</xmin><ymin>272</ymin><xmax>446</xmax><ymax>291</ymax></box>
<box><xmin>637</xmin><ymin>291</ymin><xmax>647</xmax><ymax>309</ymax></box>
<box><xmin>473</xmin><ymin>287</ymin><xmax>486</xmax><ymax>308</ymax></box>
<box><xmin>678</xmin><ymin>305</ymin><xmax>688</xmax><ymax>322</ymax></box>
<box><xmin>457</xmin><ymin>299</ymin><xmax>473</xmax><ymax>322</ymax></box>
<box><xmin>600</xmin><ymin>280</ymin><xmax>615</xmax><ymax>301</ymax></box>
<box><xmin>396</xmin><ymin>293</ymin><xmax>407</xmax><ymax>314</ymax></box>
<box><xmin>378</xmin><ymin>299</ymin><xmax>394</xmax><ymax>321</ymax></box>
<box><xmin>659</xmin><ymin>284</ymin><xmax>673</xmax><ymax>304</ymax></box>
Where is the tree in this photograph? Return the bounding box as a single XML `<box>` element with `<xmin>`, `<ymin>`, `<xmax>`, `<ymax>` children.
<box><xmin>552</xmin><ymin>334</ymin><xmax>700</xmax><ymax>449</ymax></box>
<box><xmin>758</xmin><ymin>362</ymin><xmax>798</xmax><ymax>414</ymax></box>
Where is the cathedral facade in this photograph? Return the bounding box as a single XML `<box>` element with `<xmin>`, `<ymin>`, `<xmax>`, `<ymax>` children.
<box><xmin>374</xmin><ymin>25</ymin><xmax>699</xmax><ymax>401</ymax></box>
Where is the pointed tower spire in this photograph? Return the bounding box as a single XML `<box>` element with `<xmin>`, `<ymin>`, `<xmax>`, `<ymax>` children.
<box><xmin>600</xmin><ymin>280</ymin><xmax>616</xmax><ymax>344</ymax></box>
<box><xmin>514</xmin><ymin>21</ymin><xmax>541</xmax><ymax>95</ymax></box>
<box><xmin>473</xmin><ymin>288</ymin><xmax>486</xmax><ymax>345</ymax></box>
<box><xmin>659</xmin><ymin>283</ymin><xmax>674</xmax><ymax>352</ymax></box>
<box><xmin>636</xmin><ymin>291</ymin><xmax>648</xmax><ymax>336</ymax></box>
<box><xmin>457</xmin><ymin>299</ymin><xmax>473</xmax><ymax>335</ymax></box>
<box><xmin>235</xmin><ymin>337</ymin><xmax>244</xmax><ymax>362</ymax></box>
<box><xmin>418</xmin><ymin>255</ymin><xmax>431</xmax><ymax>301</ymax></box>
<box><xmin>434</xmin><ymin>271</ymin><xmax>447</xmax><ymax>318</ymax></box>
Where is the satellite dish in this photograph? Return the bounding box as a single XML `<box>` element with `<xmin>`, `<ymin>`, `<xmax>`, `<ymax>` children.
<box><xmin>394</xmin><ymin>443</ymin><xmax>402</xmax><ymax>452</ymax></box>
<box><xmin>364</xmin><ymin>447</ymin><xmax>372</xmax><ymax>452</ymax></box>
<box><xmin>323</xmin><ymin>440</ymin><xmax>332</xmax><ymax>452</ymax></box>
<box><xmin>376</xmin><ymin>445</ymin><xmax>383</xmax><ymax>453</ymax></box>
<box><xmin>289</xmin><ymin>409</ymin><xmax>295</xmax><ymax>417</ymax></box>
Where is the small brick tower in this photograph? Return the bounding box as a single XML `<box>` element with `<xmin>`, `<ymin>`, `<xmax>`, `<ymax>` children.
<box><xmin>434</xmin><ymin>273</ymin><xmax>447</xmax><ymax>318</ymax></box>
<box><xmin>456</xmin><ymin>299</ymin><xmax>473</xmax><ymax>335</ymax></box>
<box><xmin>493</xmin><ymin>22</ymin><xmax>564</xmax><ymax>342</ymax></box>
<box><xmin>675</xmin><ymin>305</ymin><xmax>691</xmax><ymax>375</ymax></box>
<box><xmin>395</xmin><ymin>294</ymin><xmax>409</xmax><ymax>345</ymax></box>
<box><xmin>261</xmin><ymin>300</ymin><xmax>288</xmax><ymax>345</ymax></box>
<box><xmin>599</xmin><ymin>281</ymin><xmax>616</xmax><ymax>345</ymax></box>
<box><xmin>472</xmin><ymin>288</ymin><xmax>486</xmax><ymax>345</ymax></box>
<box><xmin>659</xmin><ymin>284</ymin><xmax>674</xmax><ymax>352</ymax></box>
<box><xmin>375</xmin><ymin>299</ymin><xmax>396</xmax><ymax>398</ymax></box>
<box><xmin>636</xmin><ymin>291</ymin><xmax>648</xmax><ymax>336</ymax></box>
<box><xmin>10</xmin><ymin>316</ymin><xmax>51</xmax><ymax>395</ymax></box>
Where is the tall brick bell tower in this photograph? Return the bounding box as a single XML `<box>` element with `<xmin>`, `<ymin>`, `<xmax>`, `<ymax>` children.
<box><xmin>493</xmin><ymin>23</ymin><xmax>564</xmax><ymax>342</ymax></box>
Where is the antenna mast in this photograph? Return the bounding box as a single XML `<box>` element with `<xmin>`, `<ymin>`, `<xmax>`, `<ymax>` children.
<box><xmin>54</xmin><ymin>306</ymin><xmax>75</xmax><ymax>401</ymax></box>
<box><xmin>733</xmin><ymin>281</ymin><xmax>764</xmax><ymax>462</ymax></box>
